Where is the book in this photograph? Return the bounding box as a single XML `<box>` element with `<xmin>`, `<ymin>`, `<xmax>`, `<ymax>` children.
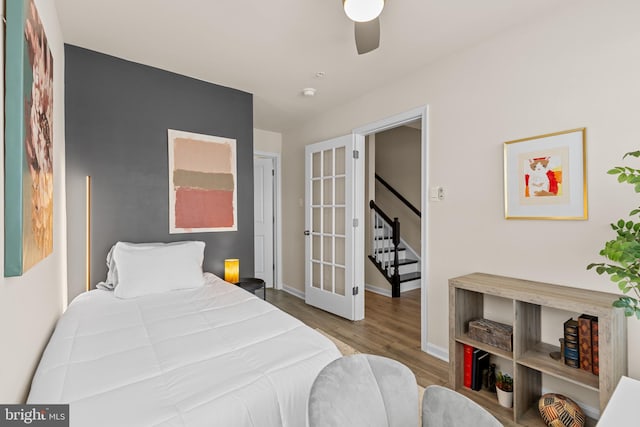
<box><xmin>578</xmin><ymin>314</ymin><xmax>595</xmax><ymax>372</ymax></box>
<box><xmin>472</xmin><ymin>350</ymin><xmax>490</xmax><ymax>391</ymax></box>
<box><xmin>592</xmin><ymin>317</ymin><xmax>599</xmax><ymax>376</ymax></box>
<box><xmin>471</xmin><ymin>348</ymin><xmax>480</xmax><ymax>390</ymax></box>
<box><xmin>563</xmin><ymin>318</ymin><xmax>579</xmax><ymax>369</ymax></box>
<box><xmin>463</xmin><ymin>344</ymin><xmax>473</xmax><ymax>388</ymax></box>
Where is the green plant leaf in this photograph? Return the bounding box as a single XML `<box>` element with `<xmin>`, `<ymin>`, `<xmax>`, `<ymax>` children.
<box><xmin>618</xmin><ymin>281</ymin><xmax>631</xmax><ymax>292</ymax></box>
<box><xmin>623</xmin><ymin>151</ymin><xmax>640</xmax><ymax>159</ymax></box>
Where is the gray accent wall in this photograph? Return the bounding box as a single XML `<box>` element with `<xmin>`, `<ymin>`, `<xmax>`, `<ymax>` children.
<box><xmin>65</xmin><ymin>45</ymin><xmax>254</xmax><ymax>300</ymax></box>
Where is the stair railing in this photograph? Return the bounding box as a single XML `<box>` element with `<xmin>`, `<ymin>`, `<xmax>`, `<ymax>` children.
<box><xmin>369</xmin><ymin>200</ymin><xmax>401</xmax><ymax>297</ymax></box>
<box><xmin>375</xmin><ymin>174</ymin><xmax>421</xmax><ymax>217</ymax></box>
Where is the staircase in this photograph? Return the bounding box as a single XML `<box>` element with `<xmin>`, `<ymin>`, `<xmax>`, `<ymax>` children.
<box><xmin>368</xmin><ymin>199</ymin><xmax>421</xmax><ymax>297</ymax></box>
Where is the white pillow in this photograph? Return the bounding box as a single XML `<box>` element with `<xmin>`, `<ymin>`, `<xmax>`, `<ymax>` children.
<box><xmin>97</xmin><ymin>241</ymin><xmax>199</xmax><ymax>291</ymax></box>
<box><xmin>112</xmin><ymin>241</ymin><xmax>205</xmax><ymax>299</ymax></box>
<box><xmin>96</xmin><ymin>244</ymin><xmax>119</xmax><ymax>290</ymax></box>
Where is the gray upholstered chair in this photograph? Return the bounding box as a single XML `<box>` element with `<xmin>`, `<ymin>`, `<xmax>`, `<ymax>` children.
<box><xmin>308</xmin><ymin>354</ymin><xmax>419</xmax><ymax>427</ymax></box>
<box><xmin>422</xmin><ymin>385</ymin><xmax>503</xmax><ymax>427</ymax></box>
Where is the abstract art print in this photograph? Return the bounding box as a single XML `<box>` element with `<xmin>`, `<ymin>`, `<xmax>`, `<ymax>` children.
<box><xmin>5</xmin><ymin>0</ymin><xmax>54</xmax><ymax>276</ymax></box>
<box><xmin>504</xmin><ymin>128</ymin><xmax>587</xmax><ymax>220</ymax></box>
<box><xmin>168</xmin><ymin>129</ymin><xmax>237</xmax><ymax>233</ymax></box>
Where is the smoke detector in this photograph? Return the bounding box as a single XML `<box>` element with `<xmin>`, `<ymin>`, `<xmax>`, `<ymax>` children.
<box><xmin>302</xmin><ymin>88</ymin><xmax>317</xmax><ymax>97</ymax></box>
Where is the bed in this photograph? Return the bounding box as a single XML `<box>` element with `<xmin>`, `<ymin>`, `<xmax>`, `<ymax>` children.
<box><xmin>27</xmin><ymin>242</ymin><xmax>341</xmax><ymax>426</ymax></box>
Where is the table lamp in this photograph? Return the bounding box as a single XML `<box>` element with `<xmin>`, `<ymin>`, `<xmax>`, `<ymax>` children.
<box><xmin>224</xmin><ymin>259</ymin><xmax>239</xmax><ymax>283</ymax></box>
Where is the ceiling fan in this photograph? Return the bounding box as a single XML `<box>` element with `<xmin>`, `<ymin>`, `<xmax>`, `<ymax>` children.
<box><xmin>343</xmin><ymin>0</ymin><xmax>385</xmax><ymax>55</ymax></box>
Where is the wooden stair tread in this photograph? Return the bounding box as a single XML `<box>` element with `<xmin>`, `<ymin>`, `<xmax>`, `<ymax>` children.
<box><xmin>399</xmin><ymin>272</ymin><xmax>421</xmax><ymax>283</ymax></box>
<box><xmin>368</xmin><ymin>256</ymin><xmax>418</xmax><ymax>268</ymax></box>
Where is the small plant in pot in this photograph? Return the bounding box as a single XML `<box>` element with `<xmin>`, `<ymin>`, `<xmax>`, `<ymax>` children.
<box><xmin>495</xmin><ymin>371</ymin><xmax>513</xmax><ymax>408</ymax></box>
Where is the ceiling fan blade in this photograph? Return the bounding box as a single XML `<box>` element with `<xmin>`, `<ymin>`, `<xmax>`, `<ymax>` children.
<box><xmin>354</xmin><ymin>18</ymin><xmax>380</xmax><ymax>55</ymax></box>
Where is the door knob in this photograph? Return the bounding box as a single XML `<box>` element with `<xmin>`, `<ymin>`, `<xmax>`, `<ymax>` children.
<box><xmin>304</xmin><ymin>230</ymin><xmax>310</xmax><ymax>236</ymax></box>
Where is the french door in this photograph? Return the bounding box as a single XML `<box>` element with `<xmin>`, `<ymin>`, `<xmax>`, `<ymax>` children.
<box><xmin>304</xmin><ymin>134</ymin><xmax>364</xmax><ymax>320</ymax></box>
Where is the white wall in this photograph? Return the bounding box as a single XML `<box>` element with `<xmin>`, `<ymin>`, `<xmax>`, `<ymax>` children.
<box><xmin>254</xmin><ymin>128</ymin><xmax>282</xmax><ymax>153</ymax></box>
<box><xmin>281</xmin><ymin>0</ymin><xmax>640</xmax><ymax>378</ymax></box>
<box><xmin>0</xmin><ymin>0</ymin><xmax>66</xmax><ymax>403</ymax></box>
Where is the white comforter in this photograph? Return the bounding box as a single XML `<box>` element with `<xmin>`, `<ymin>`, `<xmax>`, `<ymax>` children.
<box><xmin>28</xmin><ymin>274</ymin><xmax>341</xmax><ymax>426</ymax></box>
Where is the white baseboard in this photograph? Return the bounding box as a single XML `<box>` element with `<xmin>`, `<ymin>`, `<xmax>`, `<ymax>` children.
<box><xmin>365</xmin><ymin>282</ymin><xmax>421</xmax><ymax>297</ymax></box>
<box><xmin>426</xmin><ymin>342</ymin><xmax>449</xmax><ymax>363</ymax></box>
<box><xmin>364</xmin><ymin>284</ymin><xmax>392</xmax><ymax>297</ymax></box>
<box><xmin>282</xmin><ymin>284</ymin><xmax>305</xmax><ymax>300</ymax></box>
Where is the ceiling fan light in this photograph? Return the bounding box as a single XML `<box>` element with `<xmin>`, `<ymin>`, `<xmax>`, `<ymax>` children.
<box><xmin>343</xmin><ymin>0</ymin><xmax>384</xmax><ymax>23</ymax></box>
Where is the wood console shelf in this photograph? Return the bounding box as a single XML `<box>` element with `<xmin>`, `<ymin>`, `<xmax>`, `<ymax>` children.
<box><xmin>449</xmin><ymin>273</ymin><xmax>627</xmax><ymax>425</ymax></box>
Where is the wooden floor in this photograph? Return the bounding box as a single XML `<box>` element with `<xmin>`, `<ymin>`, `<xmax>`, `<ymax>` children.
<box><xmin>267</xmin><ymin>288</ymin><xmax>449</xmax><ymax>389</ymax></box>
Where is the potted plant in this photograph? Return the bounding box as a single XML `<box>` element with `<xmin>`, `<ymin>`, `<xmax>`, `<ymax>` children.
<box><xmin>495</xmin><ymin>371</ymin><xmax>513</xmax><ymax>408</ymax></box>
<box><xmin>587</xmin><ymin>151</ymin><xmax>640</xmax><ymax>319</ymax></box>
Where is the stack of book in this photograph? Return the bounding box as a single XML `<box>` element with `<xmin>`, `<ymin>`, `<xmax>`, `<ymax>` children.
<box><xmin>563</xmin><ymin>318</ymin><xmax>579</xmax><ymax>368</ymax></box>
<box><xmin>463</xmin><ymin>344</ymin><xmax>490</xmax><ymax>391</ymax></box>
<box><xmin>563</xmin><ymin>315</ymin><xmax>599</xmax><ymax>375</ymax></box>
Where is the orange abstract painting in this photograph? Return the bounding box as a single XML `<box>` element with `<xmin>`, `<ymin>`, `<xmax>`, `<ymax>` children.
<box><xmin>168</xmin><ymin>129</ymin><xmax>237</xmax><ymax>233</ymax></box>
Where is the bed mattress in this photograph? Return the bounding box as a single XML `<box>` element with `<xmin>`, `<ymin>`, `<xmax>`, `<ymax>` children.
<box><xmin>27</xmin><ymin>274</ymin><xmax>341</xmax><ymax>426</ymax></box>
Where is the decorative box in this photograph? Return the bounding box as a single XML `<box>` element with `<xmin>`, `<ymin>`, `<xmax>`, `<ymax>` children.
<box><xmin>468</xmin><ymin>318</ymin><xmax>513</xmax><ymax>352</ymax></box>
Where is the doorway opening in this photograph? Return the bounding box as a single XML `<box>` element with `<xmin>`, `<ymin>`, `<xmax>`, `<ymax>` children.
<box><xmin>354</xmin><ymin>106</ymin><xmax>429</xmax><ymax>352</ymax></box>
<box><xmin>365</xmin><ymin>120</ymin><xmax>422</xmax><ymax>297</ymax></box>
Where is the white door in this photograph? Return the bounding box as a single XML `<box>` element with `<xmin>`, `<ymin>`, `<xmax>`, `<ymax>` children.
<box><xmin>254</xmin><ymin>157</ymin><xmax>274</xmax><ymax>287</ymax></box>
<box><xmin>305</xmin><ymin>135</ymin><xmax>364</xmax><ymax>320</ymax></box>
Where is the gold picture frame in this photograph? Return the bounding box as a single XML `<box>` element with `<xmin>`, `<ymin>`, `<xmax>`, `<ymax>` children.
<box><xmin>504</xmin><ymin>128</ymin><xmax>587</xmax><ymax>220</ymax></box>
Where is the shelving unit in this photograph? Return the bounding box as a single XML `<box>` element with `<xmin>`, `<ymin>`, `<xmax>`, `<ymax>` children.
<box><xmin>449</xmin><ymin>273</ymin><xmax>627</xmax><ymax>425</ymax></box>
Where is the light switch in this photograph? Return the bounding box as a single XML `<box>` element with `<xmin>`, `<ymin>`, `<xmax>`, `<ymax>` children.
<box><xmin>430</xmin><ymin>186</ymin><xmax>444</xmax><ymax>201</ymax></box>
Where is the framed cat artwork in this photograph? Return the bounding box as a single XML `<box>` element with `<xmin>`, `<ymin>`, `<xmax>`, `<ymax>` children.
<box><xmin>503</xmin><ymin>128</ymin><xmax>587</xmax><ymax>220</ymax></box>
